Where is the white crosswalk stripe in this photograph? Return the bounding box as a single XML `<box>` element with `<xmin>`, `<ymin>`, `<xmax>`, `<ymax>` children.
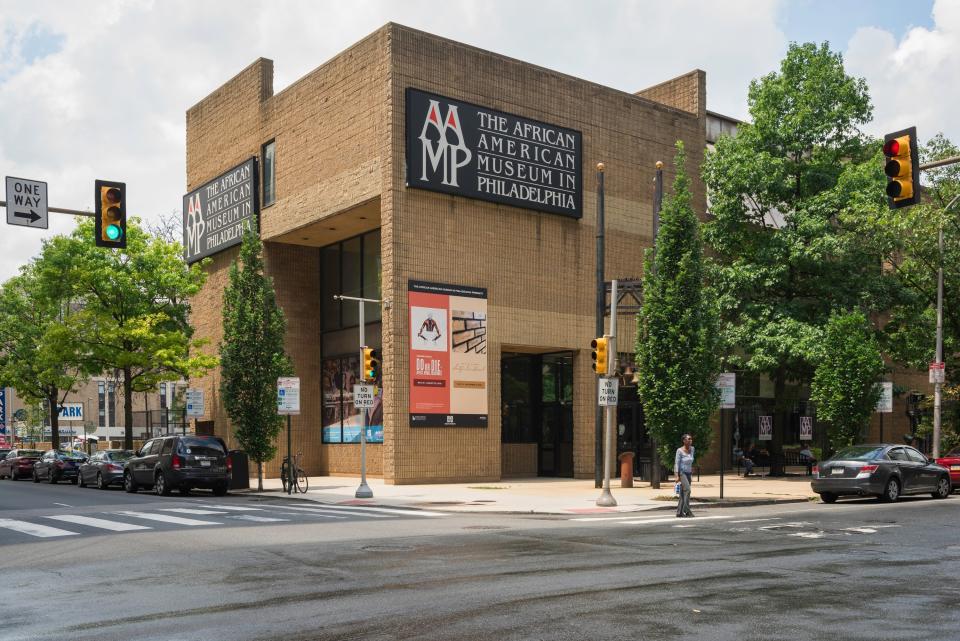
<box><xmin>159</xmin><ymin>508</ymin><xmax>228</xmax><ymax>516</ymax></box>
<box><xmin>116</xmin><ymin>511</ymin><xmax>222</xmax><ymax>526</ymax></box>
<box><xmin>193</xmin><ymin>505</ymin><xmax>262</xmax><ymax>512</ymax></box>
<box><xmin>0</xmin><ymin>518</ymin><xmax>78</xmax><ymax>538</ymax></box>
<box><xmin>289</xmin><ymin>504</ymin><xmax>450</xmax><ymax>517</ymax></box>
<box><xmin>254</xmin><ymin>505</ymin><xmax>348</xmax><ymax>518</ymax></box>
<box><xmin>45</xmin><ymin>515</ymin><xmax>151</xmax><ymax>532</ymax></box>
<box><xmin>227</xmin><ymin>515</ymin><xmax>288</xmax><ymax>523</ymax></box>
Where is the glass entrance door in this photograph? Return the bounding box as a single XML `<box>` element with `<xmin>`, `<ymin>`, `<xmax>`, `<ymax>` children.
<box><xmin>540</xmin><ymin>354</ymin><xmax>574</xmax><ymax>477</ymax></box>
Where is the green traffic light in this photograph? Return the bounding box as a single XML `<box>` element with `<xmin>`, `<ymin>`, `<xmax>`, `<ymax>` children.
<box><xmin>105</xmin><ymin>224</ymin><xmax>122</xmax><ymax>240</ymax></box>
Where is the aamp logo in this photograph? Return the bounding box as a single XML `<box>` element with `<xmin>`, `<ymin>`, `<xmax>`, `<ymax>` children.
<box><xmin>185</xmin><ymin>192</ymin><xmax>205</xmax><ymax>257</ymax></box>
<box><xmin>419</xmin><ymin>100</ymin><xmax>472</xmax><ymax>187</ymax></box>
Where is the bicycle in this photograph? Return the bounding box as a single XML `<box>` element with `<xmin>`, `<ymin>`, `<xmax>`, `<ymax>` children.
<box><xmin>280</xmin><ymin>451</ymin><xmax>309</xmax><ymax>494</ymax></box>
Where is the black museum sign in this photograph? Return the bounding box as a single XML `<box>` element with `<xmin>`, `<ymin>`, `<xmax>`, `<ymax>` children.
<box><xmin>182</xmin><ymin>158</ymin><xmax>259</xmax><ymax>264</ymax></box>
<box><xmin>405</xmin><ymin>88</ymin><xmax>582</xmax><ymax>218</ymax></box>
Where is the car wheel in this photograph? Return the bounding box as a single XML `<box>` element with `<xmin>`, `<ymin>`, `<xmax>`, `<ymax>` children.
<box><xmin>820</xmin><ymin>492</ymin><xmax>837</xmax><ymax>504</ymax></box>
<box><xmin>97</xmin><ymin>472</ymin><xmax>107</xmax><ymax>490</ymax></box>
<box><xmin>78</xmin><ymin>472</ymin><xmax>86</xmax><ymax>488</ymax></box>
<box><xmin>70</xmin><ymin>476</ymin><xmax>78</xmax><ymax>485</ymax></box>
<box><xmin>155</xmin><ymin>472</ymin><xmax>171</xmax><ymax>496</ymax></box>
<box><xmin>48</xmin><ymin>470</ymin><xmax>58</xmax><ymax>484</ymax></box>
<box><xmin>880</xmin><ymin>477</ymin><xmax>900</xmax><ymax>503</ymax></box>
<box><xmin>124</xmin><ymin>472</ymin><xmax>138</xmax><ymax>493</ymax></box>
<box><xmin>212</xmin><ymin>483</ymin><xmax>228</xmax><ymax>497</ymax></box>
<box><xmin>32</xmin><ymin>470</ymin><xmax>39</xmax><ymax>483</ymax></box>
<box><xmin>933</xmin><ymin>476</ymin><xmax>951</xmax><ymax>499</ymax></box>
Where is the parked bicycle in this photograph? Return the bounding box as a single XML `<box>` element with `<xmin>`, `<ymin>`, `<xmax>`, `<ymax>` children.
<box><xmin>280</xmin><ymin>451</ymin><xmax>309</xmax><ymax>494</ymax></box>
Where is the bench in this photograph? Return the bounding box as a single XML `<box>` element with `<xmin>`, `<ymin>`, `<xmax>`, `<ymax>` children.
<box><xmin>736</xmin><ymin>451</ymin><xmax>815</xmax><ymax>476</ymax></box>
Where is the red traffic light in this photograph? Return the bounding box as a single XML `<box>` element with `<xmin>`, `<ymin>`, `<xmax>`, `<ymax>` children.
<box><xmin>882</xmin><ymin>139</ymin><xmax>900</xmax><ymax>156</ymax></box>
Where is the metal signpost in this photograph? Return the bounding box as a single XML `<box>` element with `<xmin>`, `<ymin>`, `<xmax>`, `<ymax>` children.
<box><xmin>277</xmin><ymin>377</ymin><xmax>301</xmax><ymax>496</ymax></box>
<box><xmin>333</xmin><ymin>294</ymin><xmax>382</xmax><ymax>499</ymax></box>
<box><xmin>597</xmin><ymin>280</ymin><xmax>618</xmax><ymax>507</ymax></box>
<box><xmin>716</xmin><ymin>373</ymin><xmax>736</xmax><ymax>499</ymax></box>
<box><xmin>875</xmin><ymin>381</ymin><xmax>893</xmax><ymax>442</ymax></box>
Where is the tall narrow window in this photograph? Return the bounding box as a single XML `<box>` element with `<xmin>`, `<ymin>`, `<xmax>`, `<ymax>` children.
<box><xmin>262</xmin><ymin>140</ymin><xmax>276</xmax><ymax>207</ymax></box>
<box><xmin>98</xmin><ymin>382</ymin><xmax>106</xmax><ymax>428</ymax></box>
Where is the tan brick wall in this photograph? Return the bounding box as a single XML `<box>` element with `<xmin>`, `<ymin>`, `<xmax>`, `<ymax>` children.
<box><xmin>386</xmin><ymin>24</ymin><xmax>707</xmax><ymax>483</ymax></box>
<box><xmin>502</xmin><ymin>443</ymin><xmax>537</xmax><ymax>477</ymax></box>
<box><xmin>635</xmin><ymin>70</ymin><xmax>706</xmax><ymax>118</ymax></box>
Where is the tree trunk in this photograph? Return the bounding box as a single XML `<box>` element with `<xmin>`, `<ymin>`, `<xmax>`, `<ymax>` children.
<box><xmin>123</xmin><ymin>367</ymin><xmax>134</xmax><ymax>450</ymax></box>
<box><xmin>772</xmin><ymin>371</ymin><xmax>787</xmax><ymax>476</ymax></box>
<box><xmin>47</xmin><ymin>389</ymin><xmax>60</xmax><ymax>449</ymax></box>
<box><xmin>257</xmin><ymin>461</ymin><xmax>263</xmax><ymax>492</ymax></box>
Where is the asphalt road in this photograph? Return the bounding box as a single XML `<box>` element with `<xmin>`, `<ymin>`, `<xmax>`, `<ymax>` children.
<box><xmin>1</xmin><ymin>479</ymin><xmax>958</xmax><ymax>641</ymax></box>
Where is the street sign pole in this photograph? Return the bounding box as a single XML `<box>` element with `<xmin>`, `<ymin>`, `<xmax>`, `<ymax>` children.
<box><xmin>597</xmin><ymin>279</ymin><xmax>618</xmax><ymax>507</ymax></box>
<box><xmin>333</xmin><ymin>294</ymin><xmax>382</xmax><ymax>500</ymax></box>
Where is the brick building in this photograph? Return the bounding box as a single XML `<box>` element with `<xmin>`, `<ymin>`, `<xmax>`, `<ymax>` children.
<box><xmin>183</xmin><ymin>23</ymin><xmax>927</xmax><ymax>484</ymax></box>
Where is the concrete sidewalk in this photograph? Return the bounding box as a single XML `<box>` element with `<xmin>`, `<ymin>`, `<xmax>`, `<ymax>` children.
<box><xmin>244</xmin><ymin>473</ymin><xmax>818</xmax><ymax>515</ymax></box>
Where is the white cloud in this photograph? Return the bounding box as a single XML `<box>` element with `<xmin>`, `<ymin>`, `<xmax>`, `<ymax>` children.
<box><xmin>845</xmin><ymin>0</ymin><xmax>960</xmax><ymax>144</ymax></box>
<box><xmin>0</xmin><ymin>0</ymin><xmax>788</xmax><ymax>281</ymax></box>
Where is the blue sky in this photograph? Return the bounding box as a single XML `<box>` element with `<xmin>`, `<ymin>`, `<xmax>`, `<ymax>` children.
<box><xmin>0</xmin><ymin>0</ymin><xmax>957</xmax><ymax>280</ymax></box>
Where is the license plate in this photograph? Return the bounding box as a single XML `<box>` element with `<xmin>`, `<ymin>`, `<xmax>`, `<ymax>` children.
<box><xmin>951</xmin><ymin>465</ymin><xmax>960</xmax><ymax>471</ymax></box>
<box><xmin>831</xmin><ymin>468</ymin><xmax>844</xmax><ymax>475</ymax></box>
<box><xmin>200</xmin><ymin>460</ymin><xmax>211</xmax><ymax>467</ymax></box>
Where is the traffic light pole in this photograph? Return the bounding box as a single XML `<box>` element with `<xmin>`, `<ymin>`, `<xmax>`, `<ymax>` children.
<box><xmin>333</xmin><ymin>294</ymin><xmax>381</xmax><ymax>499</ymax></box>
<box><xmin>597</xmin><ymin>279</ymin><xmax>618</xmax><ymax>507</ymax></box>
<box><xmin>0</xmin><ymin>202</ymin><xmax>95</xmax><ymax>217</ymax></box>
<box><xmin>595</xmin><ymin>163</ymin><xmax>605</xmax><ymax>489</ymax></box>
<box><xmin>932</xmin><ymin>193</ymin><xmax>959</xmax><ymax>458</ymax></box>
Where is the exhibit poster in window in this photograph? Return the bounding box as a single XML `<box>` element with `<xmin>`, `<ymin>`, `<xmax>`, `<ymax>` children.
<box><xmin>323</xmin><ymin>355</ymin><xmax>384</xmax><ymax>444</ymax></box>
<box><xmin>321</xmin><ymin>358</ymin><xmax>343</xmax><ymax>443</ymax></box>
<box><xmin>409</xmin><ymin>281</ymin><xmax>488</xmax><ymax>427</ymax></box>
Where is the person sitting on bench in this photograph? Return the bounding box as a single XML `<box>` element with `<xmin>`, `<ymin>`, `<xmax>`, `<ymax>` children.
<box><xmin>740</xmin><ymin>441</ymin><xmax>757</xmax><ymax>476</ymax></box>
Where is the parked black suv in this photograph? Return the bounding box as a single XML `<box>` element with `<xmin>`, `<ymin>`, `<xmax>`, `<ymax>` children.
<box><xmin>124</xmin><ymin>435</ymin><xmax>231</xmax><ymax>496</ymax></box>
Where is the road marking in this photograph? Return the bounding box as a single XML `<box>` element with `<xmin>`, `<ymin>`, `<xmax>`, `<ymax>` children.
<box><xmin>53</xmin><ymin>503</ymin><xmax>73</xmax><ymax>508</ymax></box>
<box><xmin>844</xmin><ymin>527</ymin><xmax>877</xmax><ymax>534</ymax></box>
<box><xmin>570</xmin><ymin>515</ymin><xmax>663</xmax><ymax>522</ymax></box>
<box><xmin>227</xmin><ymin>515</ymin><xmax>289</xmax><ymax>523</ymax></box>
<box><xmin>256</xmin><ymin>505</ymin><xmax>348</xmax><ymax>518</ymax></box>
<box><xmin>788</xmin><ymin>532</ymin><xmax>825</xmax><ymax>539</ymax></box>
<box><xmin>46</xmin><ymin>515</ymin><xmax>151</xmax><ymax>532</ymax></box>
<box><xmin>117</xmin><ymin>511</ymin><xmax>221</xmax><ymax>526</ymax></box>
<box><xmin>621</xmin><ymin>515</ymin><xmax>733</xmax><ymax>525</ymax></box>
<box><xmin>311</xmin><ymin>504</ymin><xmax>450</xmax><ymax>517</ymax></box>
<box><xmin>194</xmin><ymin>504</ymin><xmax>263</xmax><ymax>512</ymax></box>
<box><xmin>730</xmin><ymin>518</ymin><xmax>782</xmax><ymax>524</ymax></box>
<box><xmin>159</xmin><ymin>508</ymin><xmax>228</xmax><ymax>516</ymax></box>
<box><xmin>0</xmin><ymin>518</ymin><xmax>78</xmax><ymax>538</ymax></box>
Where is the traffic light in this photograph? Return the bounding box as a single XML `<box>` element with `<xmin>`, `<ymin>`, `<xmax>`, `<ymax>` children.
<box><xmin>95</xmin><ymin>179</ymin><xmax>127</xmax><ymax>248</ymax></box>
<box><xmin>590</xmin><ymin>337</ymin><xmax>608</xmax><ymax>375</ymax></box>
<box><xmin>361</xmin><ymin>346</ymin><xmax>380</xmax><ymax>383</ymax></box>
<box><xmin>882</xmin><ymin>127</ymin><xmax>920</xmax><ymax>209</ymax></box>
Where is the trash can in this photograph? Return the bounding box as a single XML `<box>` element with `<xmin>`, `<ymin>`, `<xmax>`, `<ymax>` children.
<box><xmin>618</xmin><ymin>451</ymin><xmax>635</xmax><ymax>488</ymax></box>
<box><xmin>228</xmin><ymin>450</ymin><xmax>250</xmax><ymax>490</ymax></box>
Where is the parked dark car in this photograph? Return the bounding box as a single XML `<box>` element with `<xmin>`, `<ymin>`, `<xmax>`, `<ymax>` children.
<box><xmin>32</xmin><ymin>449</ymin><xmax>88</xmax><ymax>484</ymax></box>
<box><xmin>0</xmin><ymin>448</ymin><xmax>11</xmax><ymax>461</ymax></box>
<box><xmin>935</xmin><ymin>447</ymin><xmax>960</xmax><ymax>491</ymax></box>
<box><xmin>78</xmin><ymin>449</ymin><xmax>134</xmax><ymax>489</ymax></box>
<box><xmin>811</xmin><ymin>444</ymin><xmax>952</xmax><ymax>503</ymax></box>
<box><xmin>0</xmin><ymin>449</ymin><xmax>44</xmax><ymax>480</ymax></box>
<box><xmin>124</xmin><ymin>435</ymin><xmax>231</xmax><ymax>496</ymax></box>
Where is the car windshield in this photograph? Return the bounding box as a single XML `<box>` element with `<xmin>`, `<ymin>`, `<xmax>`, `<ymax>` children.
<box><xmin>177</xmin><ymin>438</ymin><xmax>225</xmax><ymax>457</ymax></box>
<box><xmin>107</xmin><ymin>451</ymin><xmax>134</xmax><ymax>461</ymax></box>
<box><xmin>57</xmin><ymin>450</ymin><xmax>86</xmax><ymax>460</ymax></box>
<box><xmin>18</xmin><ymin>450</ymin><xmax>42</xmax><ymax>457</ymax></box>
<box><xmin>832</xmin><ymin>446</ymin><xmax>884</xmax><ymax>461</ymax></box>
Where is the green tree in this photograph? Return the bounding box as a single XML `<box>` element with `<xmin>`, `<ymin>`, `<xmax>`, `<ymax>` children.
<box><xmin>702</xmin><ymin>42</ymin><xmax>899</xmax><ymax>468</ymax></box>
<box><xmin>220</xmin><ymin>229</ymin><xmax>292</xmax><ymax>491</ymax></box>
<box><xmin>810</xmin><ymin>311</ymin><xmax>885</xmax><ymax>451</ymax></box>
<box><xmin>0</xmin><ymin>244</ymin><xmax>90</xmax><ymax>447</ymax></box>
<box><xmin>637</xmin><ymin>141</ymin><xmax>721</xmax><ymax>467</ymax></box>
<box><xmin>63</xmin><ymin>218</ymin><xmax>215</xmax><ymax>449</ymax></box>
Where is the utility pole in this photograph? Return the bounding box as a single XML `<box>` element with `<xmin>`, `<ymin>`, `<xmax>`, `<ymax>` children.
<box><xmin>596</xmin><ymin>279</ymin><xmax>618</xmax><ymax>507</ymax></box>
<box><xmin>649</xmin><ymin>161</ymin><xmax>663</xmax><ymax>489</ymax></box>
<box><xmin>333</xmin><ymin>294</ymin><xmax>381</xmax><ymax>499</ymax></box>
<box><xmin>595</xmin><ymin>163</ymin><xmax>605</xmax><ymax>488</ymax></box>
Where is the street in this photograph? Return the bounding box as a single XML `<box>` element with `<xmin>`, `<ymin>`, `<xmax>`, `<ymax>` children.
<box><xmin>1</xmin><ymin>480</ymin><xmax>958</xmax><ymax>641</ymax></box>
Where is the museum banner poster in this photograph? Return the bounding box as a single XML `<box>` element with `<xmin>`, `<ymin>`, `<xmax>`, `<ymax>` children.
<box><xmin>405</xmin><ymin>88</ymin><xmax>582</xmax><ymax>218</ymax></box>
<box><xmin>409</xmin><ymin>280</ymin><xmax>488</xmax><ymax>427</ymax></box>
<box><xmin>182</xmin><ymin>158</ymin><xmax>259</xmax><ymax>264</ymax></box>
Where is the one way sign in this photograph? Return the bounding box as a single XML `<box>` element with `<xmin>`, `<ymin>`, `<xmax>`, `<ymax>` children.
<box><xmin>5</xmin><ymin>176</ymin><xmax>48</xmax><ymax>229</ymax></box>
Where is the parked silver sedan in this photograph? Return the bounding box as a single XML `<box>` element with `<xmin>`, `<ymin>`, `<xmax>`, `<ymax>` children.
<box><xmin>811</xmin><ymin>444</ymin><xmax>952</xmax><ymax>503</ymax></box>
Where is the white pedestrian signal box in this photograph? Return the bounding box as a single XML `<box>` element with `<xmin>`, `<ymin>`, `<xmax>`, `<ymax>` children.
<box><xmin>598</xmin><ymin>377</ymin><xmax>619</xmax><ymax>407</ymax></box>
<box><xmin>354</xmin><ymin>384</ymin><xmax>376</xmax><ymax>409</ymax></box>
<box><xmin>5</xmin><ymin>176</ymin><xmax>48</xmax><ymax>229</ymax></box>
<box><xmin>929</xmin><ymin>362</ymin><xmax>945</xmax><ymax>384</ymax></box>
<box><xmin>186</xmin><ymin>389</ymin><xmax>205</xmax><ymax>417</ymax></box>
<box><xmin>277</xmin><ymin>377</ymin><xmax>301</xmax><ymax>415</ymax></box>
